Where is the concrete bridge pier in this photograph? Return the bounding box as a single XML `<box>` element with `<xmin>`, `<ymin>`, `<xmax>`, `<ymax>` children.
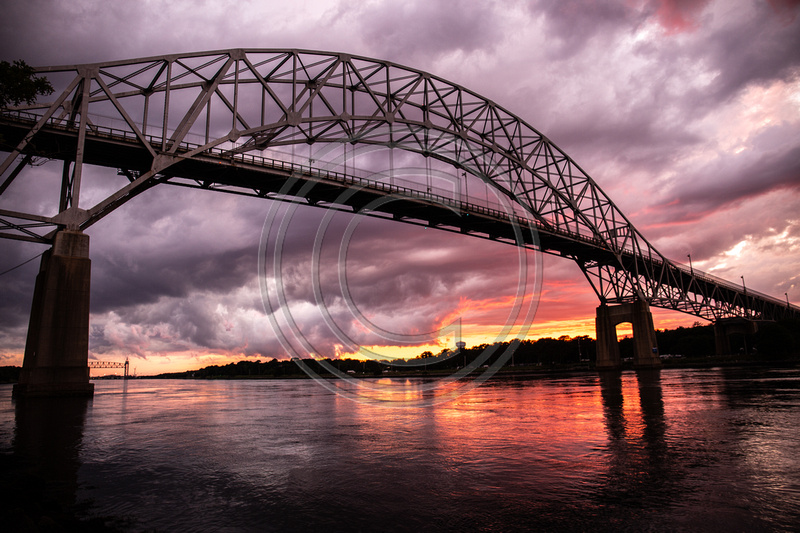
<box><xmin>596</xmin><ymin>300</ymin><xmax>661</xmax><ymax>370</ymax></box>
<box><xmin>13</xmin><ymin>230</ymin><xmax>94</xmax><ymax>398</ymax></box>
<box><xmin>714</xmin><ymin>318</ymin><xmax>758</xmax><ymax>355</ymax></box>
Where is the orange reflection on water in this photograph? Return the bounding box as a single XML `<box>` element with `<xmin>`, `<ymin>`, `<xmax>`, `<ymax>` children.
<box><xmin>325</xmin><ymin>370</ymin><xmax>675</xmax><ymax>506</ymax></box>
<box><xmin>329</xmin><ymin>375</ymin><xmax>618</xmax><ymax>494</ymax></box>
<box><xmin>10</xmin><ymin>367</ymin><xmax>796</xmax><ymax>530</ymax></box>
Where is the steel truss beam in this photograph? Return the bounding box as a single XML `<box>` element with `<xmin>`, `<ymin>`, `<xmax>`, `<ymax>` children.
<box><xmin>0</xmin><ymin>49</ymin><xmax>796</xmax><ymax>322</ymax></box>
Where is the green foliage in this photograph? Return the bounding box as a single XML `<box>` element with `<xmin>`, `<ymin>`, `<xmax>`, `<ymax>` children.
<box><xmin>147</xmin><ymin>319</ymin><xmax>799</xmax><ymax>379</ymax></box>
<box><xmin>0</xmin><ymin>60</ymin><xmax>54</xmax><ymax>108</ymax></box>
<box><xmin>0</xmin><ymin>366</ymin><xmax>21</xmax><ymax>383</ymax></box>
<box><xmin>754</xmin><ymin>320</ymin><xmax>797</xmax><ymax>359</ymax></box>
<box><xmin>655</xmin><ymin>324</ymin><xmax>716</xmax><ymax>356</ymax></box>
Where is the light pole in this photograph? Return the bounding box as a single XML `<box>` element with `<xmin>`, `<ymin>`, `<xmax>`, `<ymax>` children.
<box><xmin>741</xmin><ymin>275</ymin><xmax>748</xmax><ymax>355</ymax></box>
<box><xmin>456</xmin><ymin>341</ymin><xmax>466</xmax><ymax>368</ymax></box>
<box><xmin>687</xmin><ymin>253</ymin><xmax>693</xmax><ymax>275</ymax></box>
<box><xmin>787</xmin><ymin>293</ymin><xmax>791</xmax><ymax>308</ymax></box>
<box><xmin>741</xmin><ymin>275</ymin><xmax>748</xmax><ymax>315</ymax></box>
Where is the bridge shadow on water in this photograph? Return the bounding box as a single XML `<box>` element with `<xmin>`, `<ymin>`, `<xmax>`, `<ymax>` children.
<box><xmin>2</xmin><ymin>394</ymin><xmax>127</xmax><ymax>531</ymax></box>
<box><xmin>594</xmin><ymin>370</ymin><xmax>674</xmax><ymax>519</ymax></box>
<box><xmin>0</xmin><ymin>373</ymin><xmax>689</xmax><ymax>531</ymax></box>
<box><xmin>3</xmin><ymin>370</ymin><xmax>797</xmax><ymax>531</ymax></box>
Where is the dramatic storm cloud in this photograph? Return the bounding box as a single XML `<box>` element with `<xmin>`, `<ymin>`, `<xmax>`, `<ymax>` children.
<box><xmin>1</xmin><ymin>0</ymin><xmax>798</xmax><ymax>373</ymax></box>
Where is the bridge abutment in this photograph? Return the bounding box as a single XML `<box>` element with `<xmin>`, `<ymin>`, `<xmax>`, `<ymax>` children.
<box><xmin>13</xmin><ymin>230</ymin><xmax>94</xmax><ymax>398</ymax></box>
<box><xmin>596</xmin><ymin>301</ymin><xmax>661</xmax><ymax>370</ymax></box>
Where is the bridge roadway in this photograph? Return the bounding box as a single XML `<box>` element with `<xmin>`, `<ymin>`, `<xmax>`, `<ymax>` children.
<box><xmin>5</xmin><ymin>49</ymin><xmax>799</xmax><ymax>398</ymax></box>
<box><xmin>1</xmin><ymin>109</ymin><xmax>795</xmax><ymax>326</ymax></box>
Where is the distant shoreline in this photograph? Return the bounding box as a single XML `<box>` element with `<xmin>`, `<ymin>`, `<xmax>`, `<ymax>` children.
<box><xmin>2</xmin><ymin>357</ymin><xmax>798</xmax><ymax>386</ymax></box>
<box><xmin>111</xmin><ymin>357</ymin><xmax>800</xmax><ymax>381</ymax></box>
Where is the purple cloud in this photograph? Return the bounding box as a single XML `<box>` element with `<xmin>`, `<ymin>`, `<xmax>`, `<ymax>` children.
<box><xmin>1</xmin><ymin>0</ymin><xmax>799</xmax><ymax>371</ymax></box>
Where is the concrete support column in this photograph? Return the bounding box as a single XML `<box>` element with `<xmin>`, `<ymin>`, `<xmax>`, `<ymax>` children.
<box><xmin>713</xmin><ymin>319</ymin><xmax>758</xmax><ymax>356</ymax></box>
<box><xmin>714</xmin><ymin>322</ymin><xmax>732</xmax><ymax>355</ymax></box>
<box><xmin>595</xmin><ymin>300</ymin><xmax>660</xmax><ymax>371</ymax></box>
<box><xmin>596</xmin><ymin>304</ymin><xmax>621</xmax><ymax>370</ymax></box>
<box><xmin>631</xmin><ymin>299</ymin><xmax>660</xmax><ymax>368</ymax></box>
<box><xmin>13</xmin><ymin>230</ymin><xmax>94</xmax><ymax>398</ymax></box>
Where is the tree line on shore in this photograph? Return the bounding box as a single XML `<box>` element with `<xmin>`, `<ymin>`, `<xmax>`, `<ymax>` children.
<box><xmin>152</xmin><ymin>319</ymin><xmax>799</xmax><ymax>379</ymax></box>
<box><xmin>1</xmin><ymin>319</ymin><xmax>796</xmax><ymax>383</ymax></box>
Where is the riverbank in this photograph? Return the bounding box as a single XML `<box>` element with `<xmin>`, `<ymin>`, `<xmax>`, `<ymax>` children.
<box><xmin>143</xmin><ymin>354</ymin><xmax>799</xmax><ymax>381</ymax></box>
<box><xmin>3</xmin><ymin>355</ymin><xmax>797</xmax><ymax>385</ymax></box>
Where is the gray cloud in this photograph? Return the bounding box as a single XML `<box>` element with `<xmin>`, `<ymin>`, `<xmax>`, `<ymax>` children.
<box><xmin>699</xmin><ymin>2</ymin><xmax>800</xmax><ymax>102</ymax></box>
<box><xmin>259</xmin><ymin>208</ymin><xmax>537</xmax><ymax>354</ymax></box>
<box><xmin>2</xmin><ymin>0</ymin><xmax>799</xmax><ymax>367</ymax></box>
<box><xmin>531</xmin><ymin>0</ymin><xmax>646</xmax><ymax>59</ymax></box>
<box><xmin>352</xmin><ymin>0</ymin><xmax>504</xmax><ymax>64</ymax></box>
<box><xmin>666</xmin><ymin>141</ymin><xmax>800</xmax><ymax>215</ymax></box>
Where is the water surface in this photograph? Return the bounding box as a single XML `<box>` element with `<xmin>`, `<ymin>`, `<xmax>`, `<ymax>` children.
<box><xmin>2</xmin><ymin>366</ymin><xmax>799</xmax><ymax>531</ymax></box>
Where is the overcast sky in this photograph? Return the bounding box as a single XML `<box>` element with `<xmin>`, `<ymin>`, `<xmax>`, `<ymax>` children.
<box><xmin>1</xmin><ymin>0</ymin><xmax>799</xmax><ymax>374</ymax></box>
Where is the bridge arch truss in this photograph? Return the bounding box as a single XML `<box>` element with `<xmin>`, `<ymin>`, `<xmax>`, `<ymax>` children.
<box><xmin>0</xmin><ymin>48</ymin><xmax>796</xmax><ymax>322</ymax></box>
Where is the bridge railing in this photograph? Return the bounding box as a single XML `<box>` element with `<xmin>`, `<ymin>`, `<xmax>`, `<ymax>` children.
<box><xmin>4</xmin><ymin>110</ymin><xmax>795</xmax><ymax>317</ymax></box>
<box><xmin>1</xmin><ymin>109</ymin><xmax>751</xmax><ymax>281</ymax></box>
<box><xmin>2</xmin><ymin>108</ymin><xmax>606</xmax><ymax>248</ymax></box>
<box><xmin>6</xmin><ymin>109</ymin><xmax>653</xmax><ymax>257</ymax></box>
<box><xmin>618</xmin><ymin>245</ymin><xmax>791</xmax><ymax>311</ymax></box>
<box><xmin>666</xmin><ymin>257</ymin><xmax>790</xmax><ymax>308</ymax></box>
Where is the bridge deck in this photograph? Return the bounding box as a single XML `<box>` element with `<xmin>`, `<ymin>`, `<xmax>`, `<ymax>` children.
<box><xmin>1</xmin><ymin>111</ymin><xmax>797</xmax><ymax>322</ymax></box>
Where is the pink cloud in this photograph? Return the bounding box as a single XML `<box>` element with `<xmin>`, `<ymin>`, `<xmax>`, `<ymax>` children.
<box><xmin>2</xmin><ymin>0</ymin><xmax>799</xmax><ymax>373</ymax></box>
<box><xmin>651</xmin><ymin>0</ymin><xmax>713</xmax><ymax>34</ymax></box>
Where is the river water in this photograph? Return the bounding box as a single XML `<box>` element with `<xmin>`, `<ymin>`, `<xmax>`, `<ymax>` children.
<box><xmin>2</xmin><ymin>366</ymin><xmax>799</xmax><ymax>531</ymax></box>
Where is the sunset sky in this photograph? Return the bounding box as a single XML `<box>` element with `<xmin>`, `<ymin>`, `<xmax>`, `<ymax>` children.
<box><xmin>1</xmin><ymin>0</ymin><xmax>799</xmax><ymax>375</ymax></box>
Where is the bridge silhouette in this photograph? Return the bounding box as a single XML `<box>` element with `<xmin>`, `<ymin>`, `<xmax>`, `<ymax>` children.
<box><xmin>88</xmin><ymin>358</ymin><xmax>129</xmax><ymax>379</ymax></box>
<box><xmin>2</xmin><ymin>49</ymin><xmax>796</xmax><ymax>396</ymax></box>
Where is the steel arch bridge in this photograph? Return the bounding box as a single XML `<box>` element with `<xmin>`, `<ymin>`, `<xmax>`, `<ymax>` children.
<box><xmin>1</xmin><ymin>49</ymin><xmax>797</xmax><ymax>390</ymax></box>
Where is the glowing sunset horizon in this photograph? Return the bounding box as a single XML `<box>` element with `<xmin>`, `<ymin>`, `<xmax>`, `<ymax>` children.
<box><xmin>2</xmin><ymin>1</ymin><xmax>798</xmax><ymax>377</ymax></box>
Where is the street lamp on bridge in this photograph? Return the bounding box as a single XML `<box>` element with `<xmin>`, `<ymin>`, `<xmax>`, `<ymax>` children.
<box><xmin>741</xmin><ymin>275</ymin><xmax>750</xmax><ymax>354</ymax></box>
<box><xmin>687</xmin><ymin>254</ymin><xmax>693</xmax><ymax>275</ymax></box>
<box><xmin>741</xmin><ymin>276</ymin><xmax>748</xmax><ymax>317</ymax></box>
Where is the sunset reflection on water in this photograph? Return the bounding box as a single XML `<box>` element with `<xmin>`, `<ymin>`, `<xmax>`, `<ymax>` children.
<box><xmin>2</xmin><ymin>367</ymin><xmax>799</xmax><ymax>531</ymax></box>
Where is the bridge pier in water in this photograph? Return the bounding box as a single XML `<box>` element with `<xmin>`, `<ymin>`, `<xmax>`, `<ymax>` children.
<box><xmin>595</xmin><ymin>300</ymin><xmax>661</xmax><ymax>370</ymax></box>
<box><xmin>13</xmin><ymin>230</ymin><xmax>94</xmax><ymax>398</ymax></box>
<box><xmin>713</xmin><ymin>318</ymin><xmax>758</xmax><ymax>355</ymax></box>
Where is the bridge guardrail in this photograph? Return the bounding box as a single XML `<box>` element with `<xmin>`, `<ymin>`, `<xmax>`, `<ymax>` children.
<box><xmin>2</xmin><ymin>109</ymin><xmax>612</xmax><ymax>250</ymax></box>
<box><xmin>3</xmin><ymin>110</ymin><xmax>795</xmax><ymax>315</ymax></box>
